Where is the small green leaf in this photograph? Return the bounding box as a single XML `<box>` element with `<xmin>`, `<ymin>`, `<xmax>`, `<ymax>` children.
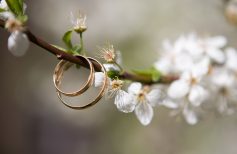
<box><xmin>6</xmin><ymin>0</ymin><xmax>23</xmax><ymax>16</ymax></box>
<box><xmin>133</xmin><ymin>67</ymin><xmax>161</xmax><ymax>82</ymax></box>
<box><xmin>107</xmin><ymin>70</ymin><xmax>120</xmax><ymax>79</ymax></box>
<box><xmin>151</xmin><ymin>69</ymin><xmax>161</xmax><ymax>82</ymax></box>
<box><xmin>62</xmin><ymin>30</ymin><xmax>73</xmax><ymax>49</ymax></box>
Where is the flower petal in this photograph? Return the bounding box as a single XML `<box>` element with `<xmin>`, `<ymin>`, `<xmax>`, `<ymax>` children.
<box><xmin>225</xmin><ymin>48</ymin><xmax>237</xmax><ymax>72</ymax></box>
<box><xmin>146</xmin><ymin>89</ymin><xmax>164</xmax><ymax>106</ymax></box>
<box><xmin>175</xmin><ymin>53</ymin><xmax>194</xmax><ymax>72</ymax></box>
<box><xmin>0</xmin><ymin>0</ymin><xmax>8</xmax><ymax>9</ymax></box>
<box><xmin>115</xmin><ymin>50</ymin><xmax>122</xmax><ymax>65</ymax></box>
<box><xmin>208</xmin><ymin>36</ymin><xmax>227</xmax><ymax>48</ymax></box>
<box><xmin>8</xmin><ymin>31</ymin><xmax>29</xmax><ymax>56</ymax></box>
<box><xmin>162</xmin><ymin>98</ymin><xmax>179</xmax><ymax>109</ymax></box>
<box><xmin>168</xmin><ymin>80</ymin><xmax>190</xmax><ymax>99</ymax></box>
<box><xmin>114</xmin><ymin>90</ymin><xmax>135</xmax><ymax>113</ymax></box>
<box><xmin>188</xmin><ymin>85</ymin><xmax>208</xmax><ymax>107</ymax></box>
<box><xmin>154</xmin><ymin>58</ymin><xmax>173</xmax><ymax>75</ymax></box>
<box><xmin>135</xmin><ymin>102</ymin><xmax>153</xmax><ymax>126</ymax></box>
<box><xmin>103</xmin><ymin>64</ymin><xmax>120</xmax><ymax>72</ymax></box>
<box><xmin>94</xmin><ymin>72</ymin><xmax>105</xmax><ymax>87</ymax></box>
<box><xmin>128</xmin><ymin>82</ymin><xmax>142</xmax><ymax>95</ymax></box>
<box><xmin>191</xmin><ymin>57</ymin><xmax>210</xmax><ymax>78</ymax></box>
<box><xmin>183</xmin><ymin>106</ymin><xmax>198</xmax><ymax>125</ymax></box>
<box><xmin>207</xmin><ymin>48</ymin><xmax>225</xmax><ymax>64</ymax></box>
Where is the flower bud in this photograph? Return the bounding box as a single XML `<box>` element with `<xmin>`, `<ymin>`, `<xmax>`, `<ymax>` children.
<box><xmin>70</xmin><ymin>11</ymin><xmax>87</xmax><ymax>33</ymax></box>
<box><xmin>8</xmin><ymin>30</ymin><xmax>29</xmax><ymax>56</ymax></box>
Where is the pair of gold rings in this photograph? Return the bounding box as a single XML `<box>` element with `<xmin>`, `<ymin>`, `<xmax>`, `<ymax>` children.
<box><xmin>53</xmin><ymin>56</ymin><xmax>108</xmax><ymax>110</ymax></box>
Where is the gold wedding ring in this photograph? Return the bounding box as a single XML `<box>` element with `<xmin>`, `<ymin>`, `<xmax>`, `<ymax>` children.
<box><xmin>54</xmin><ymin>56</ymin><xmax>108</xmax><ymax>110</ymax></box>
<box><xmin>53</xmin><ymin>55</ymin><xmax>94</xmax><ymax>97</ymax></box>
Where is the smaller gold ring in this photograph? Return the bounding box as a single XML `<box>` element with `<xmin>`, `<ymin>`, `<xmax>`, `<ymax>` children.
<box><xmin>57</xmin><ymin>57</ymin><xmax>108</xmax><ymax>110</ymax></box>
<box><xmin>53</xmin><ymin>55</ymin><xmax>94</xmax><ymax>97</ymax></box>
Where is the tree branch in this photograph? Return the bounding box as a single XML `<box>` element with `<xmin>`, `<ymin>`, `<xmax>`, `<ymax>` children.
<box><xmin>0</xmin><ymin>18</ymin><xmax>178</xmax><ymax>84</ymax></box>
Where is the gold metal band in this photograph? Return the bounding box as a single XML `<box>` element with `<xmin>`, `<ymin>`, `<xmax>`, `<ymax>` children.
<box><xmin>53</xmin><ymin>55</ymin><xmax>95</xmax><ymax>97</ymax></box>
<box><xmin>55</xmin><ymin>56</ymin><xmax>108</xmax><ymax>110</ymax></box>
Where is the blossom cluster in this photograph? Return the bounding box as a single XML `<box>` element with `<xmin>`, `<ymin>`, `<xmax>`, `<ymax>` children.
<box><xmin>154</xmin><ymin>33</ymin><xmax>237</xmax><ymax>125</ymax></box>
<box><xmin>96</xmin><ymin>34</ymin><xmax>237</xmax><ymax>125</ymax></box>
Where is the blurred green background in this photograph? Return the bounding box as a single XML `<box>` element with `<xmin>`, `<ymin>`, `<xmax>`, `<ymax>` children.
<box><xmin>1</xmin><ymin>0</ymin><xmax>237</xmax><ymax>154</ymax></box>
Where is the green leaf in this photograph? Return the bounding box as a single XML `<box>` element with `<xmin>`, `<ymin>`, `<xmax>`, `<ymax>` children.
<box><xmin>62</xmin><ymin>30</ymin><xmax>73</xmax><ymax>49</ymax></box>
<box><xmin>6</xmin><ymin>0</ymin><xmax>23</xmax><ymax>16</ymax></box>
<box><xmin>0</xmin><ymin>8</ymin><xmax>6</xmax><ymax>13</ymax></box>
<box><xmin>133</xmin><ymin>67</ymin><xmax>161</xmax><ymax>82</ymax></box>
<box><xmin>107</xmin><ymin>70</ymin><xmax>120</xmax><ymax>79</ymax></box>
<box><xmin>151</xmin><ymin>69</ymin><xmax>161</xmax><ymax>82</ymax></box>
<box><xmin>18</xmin><ymin>0</ymin><xmax>24</xmax><ymax>9</ymax></box>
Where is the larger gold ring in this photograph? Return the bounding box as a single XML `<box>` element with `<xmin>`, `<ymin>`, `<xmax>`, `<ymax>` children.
<box><xmin>53</xmin><ymin>55</ymin><xmax>95</xmax><ymax>97</ymax></box>
<box><xmin>56</xmin><ymin>57</ymin><xmax>108</xmax><ymax>110</ymax></box>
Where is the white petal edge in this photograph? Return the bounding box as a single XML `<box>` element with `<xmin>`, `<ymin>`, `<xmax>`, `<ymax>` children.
<box><xmin>207</xmin><ymin>48</ymin><xmax>225</xmax><ymax>64</ymax></box>
<box><xmin>135</xmin><ymin>102</ymin><xmax>153</xmax><ymax>126</ymax></box>
<box><xmin>168</xmin><ymin>80</ymin><xmax>190</xmax><ymax>99</ymax></box>
<box><xmin>188</xmin><ymin>85</ymin><xmax>208</xmax><ymax>107</ymax></box>
<box><xmin>146</xmin><ymin>89</ymin><xmax>163</xmax><ymax>106</ymax></box>
<box><xmin>94</xmin><ymin>72</ymin><xmax>105</xmax><ymax>87</ymax></box>
<box><xmin>103</xmin><ymin>63</ymin><xmax>120</xmax><ymax>72</ymax></box>
<box><xmin>162</xmin><ymin>98</ymin><xmax>179</xmax><ymax>109</ymax></box>
<box><xmin>114</xmin><ymin>90</ymin><xmax>135</xmax><ymax>113</ymax></box>
<box><xmin>128</xmin><ymin>82</ymin><xmax>142</xmax><ymax>95</ymax></box>
<box><xmin>183</xmin><ymin>106</ymin><xmax>198</xmax><ymax>125</ymax></box>
<box><xmin>8</xmin><ymin>31</ymin><xmax>29</xmax><ymax>56</ymax></box>
<box><xmin>225</xmin><ymin>47</ymin><xmax>237</xmax><ymax>72</ymax></box>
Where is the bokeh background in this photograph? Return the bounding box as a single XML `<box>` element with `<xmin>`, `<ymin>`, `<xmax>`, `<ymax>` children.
<box><xmin>1</xmin><ymin>0</ymin><xmax>237</xmax><ymax>154</ymax></box>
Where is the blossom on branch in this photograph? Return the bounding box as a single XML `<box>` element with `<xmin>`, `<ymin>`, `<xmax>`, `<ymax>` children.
<box><xmin>70</xmin><ymin>11</ymin><xmax>87</xmax><ymax>33</ymax></box>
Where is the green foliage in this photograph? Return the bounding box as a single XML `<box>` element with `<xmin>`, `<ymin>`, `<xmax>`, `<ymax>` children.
<box><xmin>5</xmin><ymin>0</ymin><xmax>24</xmax><ymax>16</ymax></box>
<box><xmin>62</xmin><ymin>30</ymin><xmax>73</xmax><ymax>49</ymax></box>
<box><xmin>71</xmin><ymin>45</ymin><xmax>81</xmax><ymax>55</ymax></box>
<box><xmin>5</xmin><ymin>0</ymin><xmax>28</xmax><ymax>23</ymax></box>
<box><xmin>62</xmin><ymin>30</ymin><xmax>83</xmax><ymax>55</ymax></box>
<box><xmin>17</xmin><ymin>14</ymin><xmax>28</xmax><ymax>23</ymax></box>
<box><xmin>18</xmin><ymin>0</ymin><xmax>23</xmax><ymax>8</ymax></box>
<box><xmin>133</xmin><ymin>67</ymin><xmax>161</xmax><ymax>82</ymax></box>
<box><xmin>0</xmin><ymin>8</ymin><xmax>6</xmax><ymax>13</ymax></box>
<box><xmin>107</xmin><ymin>70</ymin><xmax>120</xmax><ymax>79</ymax></box>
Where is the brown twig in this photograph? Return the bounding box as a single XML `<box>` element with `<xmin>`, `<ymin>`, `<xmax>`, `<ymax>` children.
<box><xmin>0</xmin><ymin>18</ymin><xmax>178</xmax><ymax>84</ymax></box>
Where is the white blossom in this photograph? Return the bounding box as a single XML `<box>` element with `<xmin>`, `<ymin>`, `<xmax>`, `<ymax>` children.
<box><xmin>8</xmin><ymin>30</ymin><xmax>29</xmax><ymax>56</ymax></box>
<box><xmin>210</xmin><ymin>68</ymin><xmax>237</xmax><ymax>115</ymax></box>
<box><xmin>98</xmin><ymin>44</ymin><xmax>116</xmax><ymax>63</ymax></box>
<box><xmin>168</xmin><ymin>58</ymin><xmax>209</xmax><ymax>107</ymax></box>
<box><xmin>70</xmin><ymin>11</ymin><xmax>87</xmax><ymax>33</ymax></box>
<box><xmin>194</xmin><ymin>36</ymin><xmax>226</xmax><ymax>63</ymax></box>
<box><xmin>93</xmin><ymin>75</ymin><xmax>135</xmax><ymax>113</ymax></box>
<box><xmin>183</xmin><ymin>104</ymin><xmax>198</xmax><ymax>125</ymax></box>
<box><xmin>154</xmin><ymin>36</ymin><xmax>196</xmax><ymax>74</ymax></box>
<box><xmin>127</xmin><ymin>82</ymin><xmax>163</xmax><ymax>125</ymax></box>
